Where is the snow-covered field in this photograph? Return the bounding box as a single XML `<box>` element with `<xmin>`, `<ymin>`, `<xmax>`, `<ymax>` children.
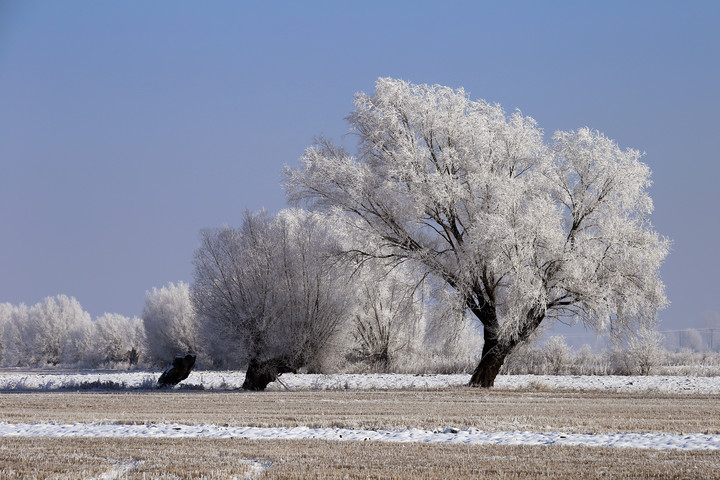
<box><xmin>1</xmin><ymin>370</ymin><xmax>720</xmax><ymax>394</ymax></box>
<box><xmin>2</xmin><ymin>370</ymin><xmax>719</xmax><ymax>451</ymax></box>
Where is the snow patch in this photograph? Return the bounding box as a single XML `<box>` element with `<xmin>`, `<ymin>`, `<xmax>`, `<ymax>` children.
<box><xmin>2</xmin><ymin>371</ymin><xmax>720</xmax><ymax>394</ymax></box>
<box><xmin>1</xmin><ymin>422</ymin><xmax>719</xmax><ymax>451</ymax></box>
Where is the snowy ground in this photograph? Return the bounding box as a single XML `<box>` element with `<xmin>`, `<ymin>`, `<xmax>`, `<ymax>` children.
<box><xmin>2</xmin><ymin>370</ymin><xmax>719</xmax><ymax>451</ymax></box>
<box><xmin>1</xmin><ymin>370</ymin><xmax>720</xmax><ymax>394</ymax></box>
<box><xmin>1</xmin><ymin>422</ymin><xmax>718</xmax><ymax>451</ymax></box>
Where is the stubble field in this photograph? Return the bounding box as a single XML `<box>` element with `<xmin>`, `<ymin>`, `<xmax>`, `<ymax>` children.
<box><xmin>1</xmin><ymin>388</ymin><xmax>720</xmax><ymax>478</ymax></box>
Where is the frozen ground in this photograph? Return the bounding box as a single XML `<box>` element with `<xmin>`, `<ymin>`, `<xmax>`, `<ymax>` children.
<box><xmin>1</xmin><ymin>370</ymin><xmax>720</xmax><ymax>394</ymax></box>
<box><xmin>1</xmin><ymin>370</ymin><xmax>719</xmax><ymax>451</ymax></box>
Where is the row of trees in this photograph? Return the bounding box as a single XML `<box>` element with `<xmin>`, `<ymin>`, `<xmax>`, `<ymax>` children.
<box><xmin>0</xmin><ymin>287</ymin><xmax>710</xmax><ymax>378</ymax></box>
<box><xmin>0</xmin><ymin>229</ymin><xmax>483</xmax><ymax>375</ymax></box>
<box><xmin>189</xmin><ymin>74</ymin><xmax>669</xmax><ymax>387</ymax></box>
<box><xmin>163</xmin><ymin>78</ymin><xmax>669</xmax><ymax>389</ymax></box>
<box><xmin>0</xmin><ymin>296</ymin><xmax>145</xmax><ymax>367</ymax></box>
<box><xmin>503</xmin><ymin>333</ymin><xmax>720</xmax><ymax>377</ymax></box>
<box><xmin>1</xmin><ymin>78</ymin><xmax>669</xmax><ymax>389</ymax></box>
<box><xmin>190</xmin><ymin>208</ymin><xmax>483</xmax><ymax>387</ymax></box>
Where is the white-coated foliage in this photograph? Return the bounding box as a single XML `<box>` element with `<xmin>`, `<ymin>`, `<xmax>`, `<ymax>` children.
<box><xmin>621</xmin><ymin>325</ymin><xmax>666</xmax><ymax>375</ymax></box>
<box><xmin>1</xmin><ymin>296</ymin><xmax>146</xmax><ymax>368</ymax></box>
<box><xmin>543</xmin><ymin>335</ymin><xmax>570</xmax><ymax>375</ymax></box>
<box><xmin>348</xmin><ymin>262</ymin><xmax>427</xmax><ymax>371</ymax></box>
<box><xmin>420</xmin><ymin>279</ymin><xmax>484</xmax><ymax>369</ymax></box>
<box><xmin>91</xmin><ymin>313</ymin><xmax>146</xmax><ymax>365</ymax></box>
<box><xmin>0</xmin><ymin>303</ymin><xmax>14</xmax><ymax>364</ymax></box>
<box><xmin>192</xmin><ymin>209</ymin><xmax>350</xmax><ymax>371</ymax></box>
<box><xmin>5</xmin><ymin>295</ymin><xmax>93</xmax><ymax>366</ymax></box>
<box><xmin>274</xmin><ymin>208</ymin><xmax>352</xmax><ymax>371</ymax></box>
<box><xmin>142</xmin><ymin>281</ymin><xmax>199</xmax><ymax>366</ymax></box>
<box><xmin>2</xmin><ymin>303</ymin><xmax>29</xmax><ymax>366</ymax></box>
<box><xmin>287</xmin><ymin>78</ymin><xmax>670</xmax><ymax>356</ymax></box>
<box><xmin>36</xmin><ymin>295</ymin><xmax>92</xmax><ymax>365</ymax></box>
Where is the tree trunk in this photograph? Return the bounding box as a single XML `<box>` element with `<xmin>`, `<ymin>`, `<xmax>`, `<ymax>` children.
<box><xmin>465</xmin><ymin>295</ymin><xmax>508</xmax><ymax>388</ymax></box>
<box><xmin>468</xmin><ymin>332</ymin><xmax>509</xmax><ymax>388</ymax></box>
<box><xmin>242</xmin><ymin>356</ymin><xmax>298</xmax><ymax>391</ymax></box>
<box><xmin>468</xmin><ymin>309</ymin><xmax>545</xmax><ymax>388</ymax></box>
<box><xmin>158</xmin><ymin>353</ymin><xmax>196</xmax><ymax>387</ymax></box>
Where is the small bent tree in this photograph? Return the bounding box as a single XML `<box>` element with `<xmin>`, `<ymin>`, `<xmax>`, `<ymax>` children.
<box><xmin>286</xmin><ymin>78</ymin><xmax>669</xmax><ymax>387</ymax></box>
<box><xmin>192</xmin><ymin>209</ymin><xmax>349</xmax><ymax>390</ymax></box>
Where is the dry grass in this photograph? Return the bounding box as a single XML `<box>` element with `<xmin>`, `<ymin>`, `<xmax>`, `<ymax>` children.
<box><xmin>1</xmin><ymin>389</ymin><xmax>720</xmax><ymax>478</ymax></box>
<box><xmin>1</xmin><ymin>389</ymin><xmax>720</xmax><ymax>434</ymax></box>
<box><xmin>1</xmin><ymin>436</ymin><xmax>719</xmax><ymax>479</ymax></box>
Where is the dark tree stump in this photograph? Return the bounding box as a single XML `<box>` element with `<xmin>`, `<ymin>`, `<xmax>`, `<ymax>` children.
<box><xmin>158</xmin><ymin>353</ymin><xmax>196</xmax><ymax>387</ymax></box>
<box><xmin>242</xmin><ymin>356</ymin><xmax>297</xmax><ymax>391</ymax></box>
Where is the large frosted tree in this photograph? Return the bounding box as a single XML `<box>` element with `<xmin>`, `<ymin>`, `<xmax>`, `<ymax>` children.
<box><xmin>286</xmin><ymin>78</ymin><xmax>669</xmax><ymax>387</ymax></box>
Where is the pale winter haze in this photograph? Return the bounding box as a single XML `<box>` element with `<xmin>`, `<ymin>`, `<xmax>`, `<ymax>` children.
<box><xmin>1</xmin><ymin>2</ymin><xmax>718</xmax><ymax>339</ymax></box>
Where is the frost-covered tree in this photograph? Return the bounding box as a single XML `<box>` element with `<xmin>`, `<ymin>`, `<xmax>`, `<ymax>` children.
<box><xmin>274</xmin><ymin>209</ymin><xmax>351</xmax><ymax>373</ymax></box>
<box><xmin>142</xmin><ymin>281</ymin><xmax>199</xmax><ymax>366</ymax></box>
<box><xmin>626</xmin><ymin>326</ymin><xmax>666</xmax><ymax>375</ymax></box>
<box><xmin>349</xmin><ymin>263</ymin><xmax>426</xmax><ymax>372</ymax></box>
<box><xmin>62</xmin><ymin>315</ymin><xmax>94</xmax><ymax>365</ymax></box>
<box><xmin>17</xmin><ymin>295</ymin><xmax>92</xmax><ymax>366</ymax></box>
<box><xmin>92</xmin><ymin>313</ymin><xmax>146</xmax><ymax>366</ymax></box>
<box><xmin>0</xmin><ymin>303</ymin><xmax>14</xmax><ymax>364</ymax></box>
<box><xmin>610</xmin><ymin>324</ymin><xmax>666</xmax><ymax>375</ymax></box>
<box><xmin>543</xmin><ymin>336</ymin><xmax>569</xmax><ymax>375</ymax></box>
<box><xmin>192</xmin><ymin>209</ymin><xmax>350</xmax><ymax>388</ymax></box>
<box><xmin>1</xmin><ymin>303</ymin><xmax>29</xmax><ymax>366</ymax></box>
<box><xmin>193</xmin><ymin>211</ymin><xmax>283</xmax><ymax>373</ymax></box>
<box><xmin>287</xmin><ymin>78</ymin><xmax>669</xmax><ymax>387</ymax></box>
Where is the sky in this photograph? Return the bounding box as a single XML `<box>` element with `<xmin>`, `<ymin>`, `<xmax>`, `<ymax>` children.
<box><xmin>1</xmin><ymin>1</ymin><xmax>718</xmax><ymax>337</ymax></box>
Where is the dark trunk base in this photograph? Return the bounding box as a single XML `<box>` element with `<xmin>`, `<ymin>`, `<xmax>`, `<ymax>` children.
<box><xmin>242</xmin><ymin>356</ymin><xmax>298</xmax><ymax>391</ymax></box>
<box><xmin>467</xmin><ymin>307</ymin><xmax>544</xmax><ymax>388</ymax></box>
<box><xmin>468</xmin><ymin>358</ymin><xmax>503</xmax><ymax>388</ymax></box>
<box><xmin>158</xmin><ymin>353</ymin><xmax>196</xmax><ymax>387</ymax></box>
<box><xmin>468</xmin><ymin>339</ymin><xmax>509</xmax><ymax>388</ymax></box>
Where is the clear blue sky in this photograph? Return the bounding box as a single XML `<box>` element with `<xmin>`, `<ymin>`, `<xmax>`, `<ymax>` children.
<box><xmin>1</xmin><ymin>1</ymin><xmax>718</xmax><ymax>333</ymax></box>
